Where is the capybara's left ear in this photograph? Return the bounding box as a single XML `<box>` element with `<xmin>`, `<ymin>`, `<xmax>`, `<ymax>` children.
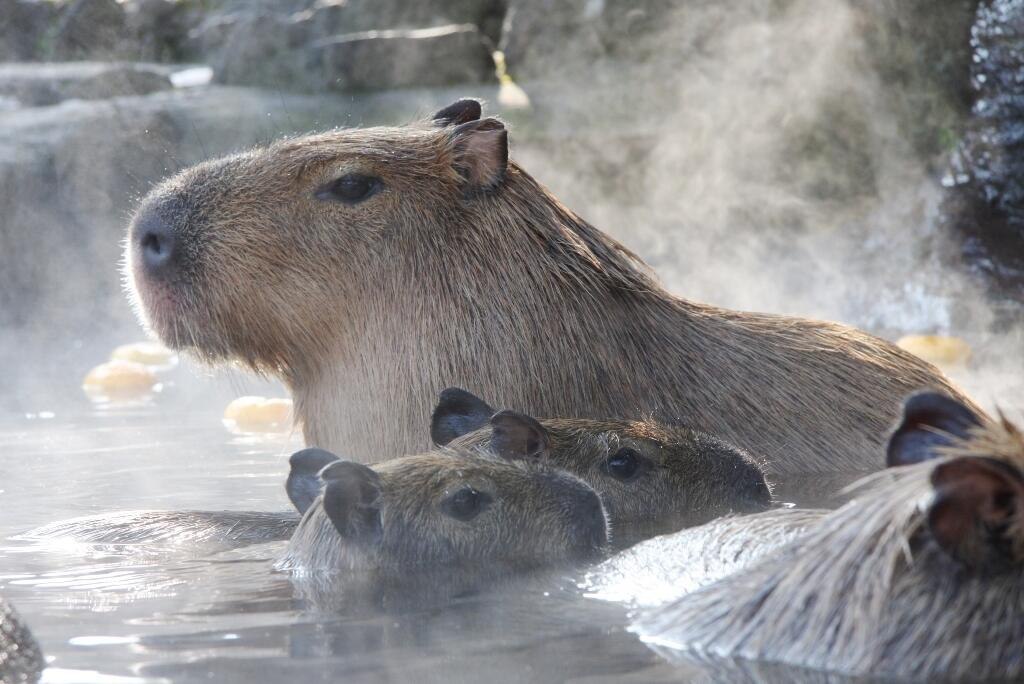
<box><xmin>928</xmin><ymin>456</ymin><xmax>1024</xmax><ymax>569</ymax></box>
<box><xmin>431</xmin><ymin>387</ymin><xmax>495</xmax><ymax>445</ymax></box>
<box><xmin>490</xmin><ymin>410</ymin><xmax>549</xmax><ymax>460</ymax></box>
<box><xmin>432</xmin><ymin>98</ymin><xmax>483</xmax><ymax>127</ymax></box>
<box><xmin>887</xmin><ymin>392</ymin><xmax>982</xmax><ymax>467</ymax></box>
<box><xmin>320</xmin><ymin>461</ymin><xmax>383</xmax><ymax>543</ymax></box>
<box><xmin>286</xmin><ymin>448</ymin><xmax>340</xmax><ymax>515</ymax></box>
<box><xmin>450</xmin><ymin>118</ymin><xmax>508</xmax><ymax>192</ymax></box>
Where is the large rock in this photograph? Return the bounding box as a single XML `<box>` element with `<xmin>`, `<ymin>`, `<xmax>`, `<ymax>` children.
<box><xmin>310</xmin><ymin>25</ymin><xmax>496</xmax><ymax>91</ymax></box>
<box><xmin>0</xmin><ymin>62</ymin><xmax>173</xmax><ymax>107</ymax></box>
<box><xmin>44</xmin><ymin>0</ymin><xmax>130</xmax><ymax>60</ymax></box>
<box><xmin>0</xmin><ymin>0</ymin><xmax>58</xmax><ymax>61</ymax></box>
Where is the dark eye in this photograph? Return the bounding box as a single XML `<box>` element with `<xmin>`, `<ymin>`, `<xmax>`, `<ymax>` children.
<box><xmin>441</xmin><ymin>486</ymin><xmax>492</xmax><ymax>522</ymax></box>
<box><xmin>604</xmin><ymin>448</ymin><xmax>644</xmax><ymax>482</ymax></box>
<box><xmin>315</xmin><ymin>174</ymin><xmax>382</xmax><ymax>204</ymax></box>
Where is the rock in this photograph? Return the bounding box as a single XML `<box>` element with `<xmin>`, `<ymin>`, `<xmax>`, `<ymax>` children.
<box><xmin>0</xmin><ymin>0</ymin><xmax>58</xmax><ymax>61</ymax></box>
<box><xmin>0</xmin><ymin>62</ymin><xmax>173</xmax><ymax>107</ymax></box>
<box><xmin>122</xmin><ymin>0</ymin><xmax>199</xmax><ymax>62</ymax></box>
<box><xmin>310</xmin><ymin>25</ymin><xmax>496</xmax><ymax>91</ymax></box>
<box><xmin>45</xmin><ymin>0</ymin><xmax>130</xmax><ymax>60</ymax></box>
<box><xmin>293</xmin><ymin>0</ymin><xmax>505</xmax><ymax>42</ymax></box>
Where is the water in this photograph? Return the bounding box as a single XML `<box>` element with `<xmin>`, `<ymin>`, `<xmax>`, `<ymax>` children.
<box><xmin>0</xmin><ymin>362</ymin><xmax>700</xmax><ymax>683</ymax></box>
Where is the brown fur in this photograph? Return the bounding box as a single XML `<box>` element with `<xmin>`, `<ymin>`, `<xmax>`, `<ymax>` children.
<box><xmin>277</xmin><ymin>446</ymin><xmax>608</xmax><ymax>573</ymax></box>
<box><xmin>126</xmin><ymin>105</ymin><xmax>977</xmax><ymax>474</ymax></box>
<box><xmin>635</xmin><ymin>411</ymin><xmax>1024</xmax><ymax>680</ymax></box>
<box><xmin>450</xmin><ymin>415</ymin><xmax>772</xmax><ymax>545</ymax></box>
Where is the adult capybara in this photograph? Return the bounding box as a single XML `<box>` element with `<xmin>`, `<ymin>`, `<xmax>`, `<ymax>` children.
<box><xmin>431</xmin><ymin>387</ymin><xmax>771</xmax><ymax>543</ymax></box>
<box><xmin>126</xmin><ymin>98</ymin><xmax>977</xmax><ymax>474</ymax></box>
<box><xmin>635</xmin><ymin>392</ymin><xmax>1024</xmax><ymax>680</ymax></box>
<box><xmin>277</xmin><ymin>445</ymin><xmax>609</xmax><ymax>573</ymax></box>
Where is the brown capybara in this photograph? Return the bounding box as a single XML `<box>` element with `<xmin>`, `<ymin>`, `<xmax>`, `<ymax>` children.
<box><xmin>277</xmin><ymin>444</ymin><xmax>609</xmax><ymax>573</ymax></box>
<box><xmin>431</xmin><ymin>387</ymin><xmax>772</xmax><ymax>544</ymax></box>
<box><xmin>635</xmin><ymin>391</ymin><xmax>1024</xmax><ymax>680</ymax></box>
<box><xmin>125</xmin><ymin>98</ymin><xmax>977</xmax><ymax>474</ymax></box>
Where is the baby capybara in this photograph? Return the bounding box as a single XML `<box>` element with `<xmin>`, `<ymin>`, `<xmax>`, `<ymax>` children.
<box><xmin>126</xmin><ymin>98</ymin><xmax>976</xmax><ymax>474</ymax></box>
<box><xmin>636</xmin><ymin>392</ymin><xmax>1024</xmax><ymax>680</ymax></box>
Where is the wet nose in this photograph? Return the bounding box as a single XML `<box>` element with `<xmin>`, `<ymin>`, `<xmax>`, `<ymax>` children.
<box><xmin>555</xmin><ymin>477</ymin><xmax>609</xmax><ymax>554</ymax></box>
<box><xmin>134</xmin><ymin>210</ymin><xmax>177</xmax><ymax>279</ymax></box>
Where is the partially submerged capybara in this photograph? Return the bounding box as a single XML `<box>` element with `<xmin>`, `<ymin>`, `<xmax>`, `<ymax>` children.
<box><xmin>126</xmin><ymin>98</ymin><xmax>976</xmax><ymax>473</ymax></box>
<box><xmin>278</xmin><ymin>445</ymin><xmax>609</xmax><ymax>573</ymax></box>
<box><xmin>0</xmin><ymin>598</ymin><xmax>43</xmax><ymax>684</ymax></box>
<box><xmin>635</xmin><ymin>392</ymin><xmax>1024</xmax><ymax>680</ymax></box>
<box><xmin>432</xmin><ymin>387</ymin><xmax>771</xmax><ymax>542</ymax></box>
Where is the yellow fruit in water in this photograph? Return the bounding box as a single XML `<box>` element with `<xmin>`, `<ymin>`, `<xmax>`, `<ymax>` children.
<box><xmin>82</xmin><ymin>360</ymin><xmax>158</xmax><ymax>400</ymax></box>
<box><xmin>110</xmin><ymin>341</ymin><xmax>178</xmax><ymax>369</ymax></box>
<box><xmin>224</xmin><ymin>396</ymin><xmax>293</xmax><ymax>433</ymax></box>
<box><xmin>896</xmin><ymin>335</ymin><xmax>972</xmax><ymax>367</ymax></box>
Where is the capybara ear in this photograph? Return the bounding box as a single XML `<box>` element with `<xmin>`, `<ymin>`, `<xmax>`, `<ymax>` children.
<box><xmin>286</xmin><ymin>448</ymin><xmax>341</xmax><ymax>515</ymax></box>
<box><xmin>928</xmin><ymin>456</ymin><xmax>1024</xmax><ymax>569</ymax></box>
<box><xmin>450</xmin><ymin>118</ymin><xmax>508</xmax><ymax>192</ymax></box>
<box><xmin>320</xmin><ymin>461</ymin><xmax>383</xmax><ymax>543</ymax></box>
<box><xmin>490</xmin><ymin>410</ymin><xmax>550</xmax><ymax>460</ymax></box>
<box><xmin>887</xmin><ymin>392</ymin><xmax>982</xmax><ymax>467</ymax></box>
<box><xmin>431</xmin><ymin>387</ymin><xmax>495</xmax><ymax>445</ymax></box>
<box><xmin>432</xmin><ymin>98</ymin><xmax>483</xmax><ymax>127</ymax></box>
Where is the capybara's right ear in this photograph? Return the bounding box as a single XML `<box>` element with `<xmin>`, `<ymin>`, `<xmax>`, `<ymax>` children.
<box><xmin>286</xmin><ymin>448</ymin><xmax>340</xmax><ymax>515</ymax></box>
<box><xmin>320</xmin><ymin>461</ymin><xmax>383</xmax><ymax>543</ymax></box>
<box><xmin>432</xmin><ymin>98</ymin><xmax>483</xmax><ymax>127</ymax></box>
<box><xmin>431</xmin><ymin>387</ymin><xmax>496</xmax><ymax>445</ymax></box>
<box><xmin>490</xmin><ymin>410</ymin><xmax>550</xmax><ymax>460</ymax></box>
<box><xmin>886</xmin><ymin>392</ymin><xmax>982</xmax><ymax>467</ymax></box>
<box><xmin>450</xmin><ymin>118</ymin><xmax>508</xmax><ymax>192</ymax></box>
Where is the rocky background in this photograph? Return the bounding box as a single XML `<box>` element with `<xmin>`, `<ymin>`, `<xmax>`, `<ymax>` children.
<box><xmin>0</xmin><ymin>0</ymin><xmax>1021</xmax><ymax>406</ymax></box>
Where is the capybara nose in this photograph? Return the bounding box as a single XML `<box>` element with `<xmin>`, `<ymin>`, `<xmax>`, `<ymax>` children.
<box><xmin>134</xmin><ymin>211</ymin><xmax>177</xmax><ymax>279</ymax></box>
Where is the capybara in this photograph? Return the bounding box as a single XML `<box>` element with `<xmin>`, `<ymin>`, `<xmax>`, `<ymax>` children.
<box><xmin>278</xmin><ymin>445</ymin><xmax>609</xmax><ymax>573</ymax></box>
<box><xmin>432</xmin><ymin>387</ymin><xmax>772</xmax><ymax>543</ymax></box>
<box><xmin>0</xmin><ymin>598</ymin><xmax>42</xmax><ymax>684</ymax></box>
<box><xmin>126</xmin><ymin>98</ymin><xmax>976</xmax><ymax>474</ymax></box>
<box><xmin>635</xmin><ymin>391</ymin><xmax>1024</xmax><ymax>680</ymax></box>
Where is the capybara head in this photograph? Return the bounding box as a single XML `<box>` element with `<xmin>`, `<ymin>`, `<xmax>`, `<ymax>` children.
<box><xmin>126</xmin><ymin>99</ymin><xmax>510</xmax><ymax>371</ymax></box>
<box><xmin>431</xmin><ymin>387</ymin><xmax>772</xmax><ymax>542</ymax></box>
<box><xmin>277</xmin><ymin>444</ymin><xmax>609</xmax><ymax>573</ymax></box>
<box><xmin>636</xmin><ymin>391</ymin><xmax>1024</xmax><ymax>680</ymax></box>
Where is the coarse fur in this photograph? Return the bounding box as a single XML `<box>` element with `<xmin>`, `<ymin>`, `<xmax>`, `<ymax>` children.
<box><xmin>434</xmin><ymin>388</ymin><xmax>772</xmax><ymax>544</ymax></box>
<box><xmin>278</xmin><ymin>445</ymin><xmax>609</xmax><ymax>574</ymax></box>
<box><xmin>0</xmin><ymin>599</ymin><xmax>42</xmax><ymax>684</ymax></box>
<box><xmin>126</xmin><ymin>100</ymin><xmax>977</xmax><ymax>474</ymax></box>
<box><xmin>635</xmin><ymin>400</ymin><xmax>1024</xmax><ymax>680</ymax></box>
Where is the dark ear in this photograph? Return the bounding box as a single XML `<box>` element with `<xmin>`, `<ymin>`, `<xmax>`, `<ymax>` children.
<box><xmin>286</xmin><ymin>448</ymin><xmax>340</xmax><ymax>515</ymax></box>
<box><xmin>320</xmin><ymin>461</ymin><xmax>383</xmax><ymax>543</ymax></box>
<box><xmin>432</xmin><ymin>98</ymin><xmax>482</xmax><ymax>127</ymax></box>
<box><xmin>431</xmin><ymin>387</ymin><xmax>495</xmax><ymax>445</ymax></box>
<box><xmin>887</xmin><ymin>392</ymin><xmax>982</xmax><ymax>467</ymax></box>
<box><xmin>451</xmin><ymin>118</ymin><xmax>508</xmax><ymax>192</ymax></box>
<box><xmin>929</xmin><ymin>456</ymin><xmax>1024</xmax><ymax>569</ymax></box>
<box><xmin>490</xmin><ymin>410</ymin><xmax>549</xmax><ymax>460</ymax></box>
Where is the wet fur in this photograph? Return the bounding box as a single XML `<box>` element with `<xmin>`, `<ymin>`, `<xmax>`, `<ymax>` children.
<box><xmin>0</xmin><ymin>599</ymin><xmax>42</xmax><ymax>684</ymax></box>
<box><xmin>452</xmin><ymin>416</ymin><xmax>772</xmax><ymax>544</ymax></box>
<box><xmin>127</xmin><ymin>114</ymin><xmax>976</xmax><ymax>474</ymax></box>
<box><xmin>278</xmin><ymin>446</ymin><xmax>608</xmax><ymax>574</ymax></box>
<box><xmin>635</xmin><ymin>416</ymin><xmax>1024</xmax><ymax>680</ymax></box>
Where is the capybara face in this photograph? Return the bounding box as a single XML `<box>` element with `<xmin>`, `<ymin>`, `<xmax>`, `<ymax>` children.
<box><xmin>636</xmin><ymin>392</ymin><xmax>1024</xmax><ymax>680</ymax></box>
<box><xmin>278</xmin><ymin>447</ymin><xmax>609</xmax><ymax>573</ymax></box>
<box><xmin>126</xmin><ymin>100</ymin><xmax>505</xmax><ymax>370</ymax></box>
<box><xmin>432</xmin><ymin>388</ymin><xmax>772</xmax><ymax>542</ymax></box>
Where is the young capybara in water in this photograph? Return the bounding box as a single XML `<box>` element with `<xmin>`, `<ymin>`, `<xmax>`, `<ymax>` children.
<box><xmin>635</xmin><ymin>391</ymin><xmax>1024</xmax><ymax>680</ymax></box>
<box><xmin>431</xmin><ymin>387</ymin><xmax>772</xmax><ymax>543</ymax></box>
<box><xmin>125</xmin><ymin>98</ymin><xmax>977</xmax><ymax>474</ymax></box>
<box><xmin>277</xmin><ymin>445</ymin><xmax>609</xmax><ymax>573</ymax></box>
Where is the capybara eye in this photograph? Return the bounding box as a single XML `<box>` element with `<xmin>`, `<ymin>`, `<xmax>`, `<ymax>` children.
<box><xmin>315</xmin><ymin>174</ymin><xmax>382</xmax><ymax>204</ymax></box>
<box><xmin>441</xmin><ymin>485</ymin><xmax>492</xmax><ymax>522</ymax></box>
<box><xmin>604</xmin><ymin>448</ymin><xmax>643</xmax><ymax>482</ymax></box>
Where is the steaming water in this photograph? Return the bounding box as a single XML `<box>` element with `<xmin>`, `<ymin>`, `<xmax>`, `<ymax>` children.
<box><xmin>0</xmin><ymin>358</ymin><xmax>881</xmax><ymax>683</ymax></box>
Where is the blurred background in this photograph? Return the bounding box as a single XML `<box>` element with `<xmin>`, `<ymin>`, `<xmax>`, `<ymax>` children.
<box><xmin>0</xmin><ymin>0</ymin><xmax>1022</xmax><ymax>409</ymax></box>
